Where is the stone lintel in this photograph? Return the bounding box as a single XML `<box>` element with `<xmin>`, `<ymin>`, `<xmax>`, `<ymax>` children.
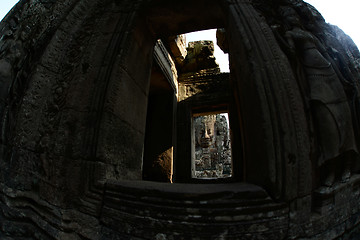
<box><xmin>154</xmin><ymin>39</ymin><xmax>178</xmax><ymax>94</ymax></box>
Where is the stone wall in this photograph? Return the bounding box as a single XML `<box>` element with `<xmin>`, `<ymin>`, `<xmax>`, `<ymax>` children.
<box><xmin>0</xmin><ymin>0</ymin><xmax>360</xmax><ymax>239</ymax></box>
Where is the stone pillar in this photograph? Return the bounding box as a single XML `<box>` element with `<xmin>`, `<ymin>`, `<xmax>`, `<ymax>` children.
<box><xmin>227</xmin><ymin>0</ymin><xmax>311</xmax><ymax>200</ymax></box>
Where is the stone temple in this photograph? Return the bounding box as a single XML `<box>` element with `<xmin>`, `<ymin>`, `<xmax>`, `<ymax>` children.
<box><xmin>1</xmin><ymin>0</ymin><xmax>360</xmax><ymax>239</ymax></box>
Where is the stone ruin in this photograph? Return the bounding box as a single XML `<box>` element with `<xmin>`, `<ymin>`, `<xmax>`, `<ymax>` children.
<box><xmin>181</xmin><ymin>40</ymin><xmax>219</xmax><ymax>73</ymax></box>
<box><xmin>181</xmin><ymin>40</ymin><xmax>232</xmax><ymax>179</ymax></box>
<box><xmin>193</xmin><ymin>114</ymin><xmax>232</xmax><ymax>179</ymax></box>
<box><xmin>1</xmin><ymin>0</ymin><xmax>360</xmax><ymax>239</ymax></box>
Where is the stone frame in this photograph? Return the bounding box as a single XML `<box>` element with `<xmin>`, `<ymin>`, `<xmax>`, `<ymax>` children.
<box><xmin>5</xmin><ymin>0</ymin><xmax>360</xmax><ymax>238</ymax></box>
<box><xmin>176</xmin><ymin>70</ymin><xmax>238</xmax><ymax>183</ymax></box>
<box><xmin>0</xmin><ymin>0</ymin><xmax>310</xmax><ymax>211</ymax></box>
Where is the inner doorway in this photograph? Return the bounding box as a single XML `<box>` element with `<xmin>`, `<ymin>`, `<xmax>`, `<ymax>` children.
<box><xmin>192</xmin><ymin>112</ymin><xmax>233</xmax><ymax>179</ymax></box>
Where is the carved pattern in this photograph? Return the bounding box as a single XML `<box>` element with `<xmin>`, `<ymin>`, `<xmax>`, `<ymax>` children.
<box><xmin>229</xmin><ymin>1</ymin><xmax>311</xmax><ymax>199</ymax></box>
<box><xmin>0</xmin><ymin>0</ymin><xmax>360</xmax><ymax>239</ymax></box>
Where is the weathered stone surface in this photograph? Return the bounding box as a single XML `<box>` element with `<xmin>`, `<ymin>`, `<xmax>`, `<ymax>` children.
<box><xmin>193</xmin><ymin>114</ymin><xmax>232</xmax><ymax>178</ymax></box>
<box><xmin>167</xmin><ymin>35</ymin><xmax>187</xmax><ymax>66</ymax></box>
<box><xmin>0</xmin><ymin>0</ymin><xmax>360</xmax><ymax>239</ymax></box>
<box><xmin>181</xmin><ymin>40</ymin><xmax>219</xmax><ymax>73</ymax></box>
<box><xmin>101</xmin><ymin>180</ymin><xmax>289</xmax><ymax>239</ymax></box>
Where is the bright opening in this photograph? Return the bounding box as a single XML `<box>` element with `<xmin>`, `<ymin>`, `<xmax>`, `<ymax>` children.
<box><xmin>185</xmin><ymin>29</ymin><xmax>230</xmax><ymax>73</ymax></box>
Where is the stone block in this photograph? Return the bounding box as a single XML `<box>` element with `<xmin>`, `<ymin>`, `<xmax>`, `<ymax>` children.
<box><xmin>103</xmin><ymin>67</ymin><xmax>148</xmax><ymax>134</ymax></box>
<box><xmin>96</xmin><ymin>111</ymin><xmax>144</xmax><ymax>180</ymax></box>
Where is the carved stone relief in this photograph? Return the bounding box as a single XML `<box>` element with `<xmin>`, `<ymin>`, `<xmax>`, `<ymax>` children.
<box><xmin>0</xmin><ymin>0</ymin><xmax>360</xmax><ymax>239</ymax></box>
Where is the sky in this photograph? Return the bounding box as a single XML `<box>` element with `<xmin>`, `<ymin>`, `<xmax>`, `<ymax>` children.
<box><xmin>0</xmin><ymin>0</ymin><xmax>18</xmax><ymax>22</ymax></box>
<box><xmin>0</xmin><ymin>0</ymin><xmax>360</xmax><ymax>72</ymax></box>
<box><xmin>304</xmin><ymin>0</ymin><xmax>360</xmax><ymax>48</ymax></box>
<box><xmin>186</xmin><ymin>0</ymin><xmax>360</xmax><ymax>72</ymax></box>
